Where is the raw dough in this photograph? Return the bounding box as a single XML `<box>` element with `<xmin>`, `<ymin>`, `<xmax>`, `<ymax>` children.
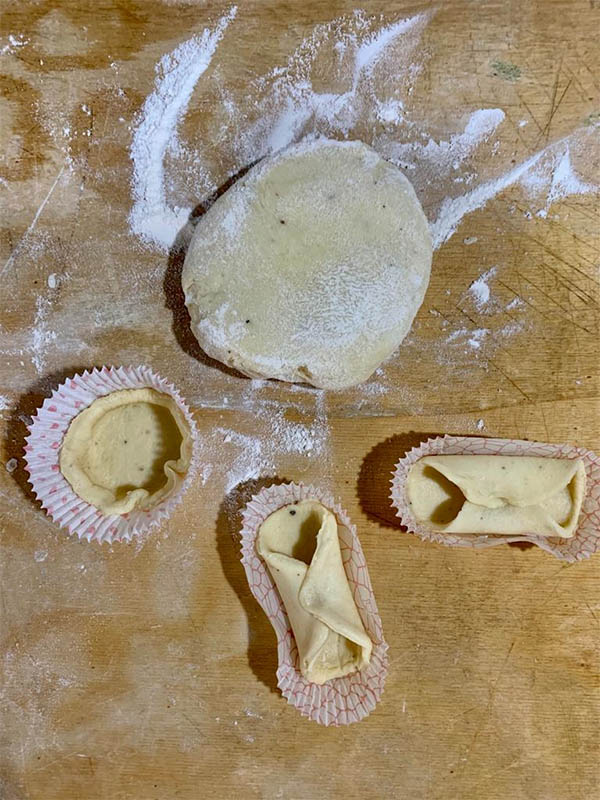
<box><xmin>257</xmin><ymin>500</ymin><xmax>372</xmax><ymax>684</ymax></box>
<box><xmin>407</xmin><ymin>455</ymin><xmax>586</xmax><ymax>538</ymax></box>
<box><xmin>60</xmin><ymin>388</ymin><xmax>193</xmax><ymax>515</ymax></box>
<box><xmin>182</xmin><ymin>138</ymin><xmax>432</xmax><ymax>389</ymax></box>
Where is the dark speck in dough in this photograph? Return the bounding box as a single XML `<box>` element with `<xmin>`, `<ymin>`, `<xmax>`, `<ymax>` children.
<box><xmin>280</xmin><ymin>219</ymin><xmax>286</xmax><ymax>225</ymax></box>
<box><xmin>289</xmin><ymin>509</ymin><xmax>296</xmax><ymax>516</ymax></box>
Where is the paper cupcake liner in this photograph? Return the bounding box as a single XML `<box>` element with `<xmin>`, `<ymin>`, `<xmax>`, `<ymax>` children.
<box><xmin>240</xmin><ymin>483</ymin><xmax>388</xmax><ymax>726</ymax></box>
<box><xmin>390</xmin><ymin>435</ymin><xmax>600</xmax><ymax>562</ymax></box>
<box><xmin>24</xmin><ymin>365</ymin><xmax>200</xmax><ymax>544</ymax></box>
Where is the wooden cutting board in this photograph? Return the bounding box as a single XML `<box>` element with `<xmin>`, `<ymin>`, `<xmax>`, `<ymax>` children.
<box><xmin>1</xmin><ymin>1</ymin><xmax>599</xmax><ymax>798</ymax></box>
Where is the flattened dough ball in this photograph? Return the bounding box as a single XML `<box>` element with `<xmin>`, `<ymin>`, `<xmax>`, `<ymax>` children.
<box><xmin>182</xmin><ymin>138</ymin><xmax>432</xmax><ymax>389</ymax></box>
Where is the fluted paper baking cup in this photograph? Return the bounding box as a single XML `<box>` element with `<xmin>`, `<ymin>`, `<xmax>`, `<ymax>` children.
<box><xmin>241</xmin><ymin>483</ymin><xmax>388</xmax><ymax>726</ymax></box>
<box><xmin>390</xmin><ymin>435</ymin><xmax>600</xmax><ymax>562</ymax></box>
<box><xmin>24</xmin><ymin>366</ymin><xmax>200</xmax><ymax>544</ymax></box>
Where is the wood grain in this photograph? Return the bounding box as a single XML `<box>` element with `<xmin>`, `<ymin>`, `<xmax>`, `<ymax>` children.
<box><xmin>1</xmin><ymin>1</ymin><xmax>599</xmax><ymax>799</ymax></box>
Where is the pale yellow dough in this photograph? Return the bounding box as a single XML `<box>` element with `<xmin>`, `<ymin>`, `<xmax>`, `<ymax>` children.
<box><xmin>257</xmin><ymin>500</ymin><xmax>372</xmax><ymax>684</ymax></box>
<box><xmin>182</xmin><ymin>138</ymin><xmax>432</xmax><ymax>390</ymax></box>
<box><xmin>407</xmin><ymin>455</ymin><xmax>586</xmax><ymax>538</ymax></box>
<box><xmin>59</xmin><ymin>388</ymin><xmax>193</xmax><ymax>515</ymax></box>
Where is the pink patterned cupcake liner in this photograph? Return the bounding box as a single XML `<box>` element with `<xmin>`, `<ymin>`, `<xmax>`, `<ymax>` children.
<box><xmin>24</xmin><ymin>365</ymin><xmax>200</xmax><ymax>544</ymax></box>
<box><xmin>390</xmin><ymin>435</ymin><xmax>600</xmax><ymax>562</ymax></box>
<box><xmin>240</xmin><ymin>482</ymin><xmax>388</xmax><ymax>726</ymax></box>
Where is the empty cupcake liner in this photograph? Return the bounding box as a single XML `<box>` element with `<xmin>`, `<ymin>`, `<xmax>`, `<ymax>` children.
<box><xmin>390</xmin><ymin>435</ymin><xmax>600</xmax><ymax>562</ymax></box>
<box><xmin>24</xmin><ymin>365</ymin><xmax>200</xmax><ymax>544</ymax></box>
<box><xmin>240</xmin><ymin>482</ymin><xmax>388</xmax><ymax>726</ymax></box>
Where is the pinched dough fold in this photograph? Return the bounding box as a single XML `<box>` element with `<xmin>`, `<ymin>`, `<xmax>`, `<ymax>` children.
<box><xmin>407</xmin><ymin>455</ymin><xmax>586</xmax><ymax>538</ymax></box>
<box><xmin>257</xmin><ymin>500</ymin><xmax>372</xmax><ymax>684</ymax></box>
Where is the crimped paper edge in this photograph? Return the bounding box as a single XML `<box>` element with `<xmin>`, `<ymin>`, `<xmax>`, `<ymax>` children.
<box><xmin>240</xmin><ymin>482</ymin><xmax>388</xmax><ymax>726</ymax></box>
<box><xmin>23</xmin><ymin>365</ymin><xmax>200</xmax><ymax>544</ymax></box>
<box><xmin>390</xmin><ymin>435</ymin><xmax>600</xmax><ymax>562</ymax></box>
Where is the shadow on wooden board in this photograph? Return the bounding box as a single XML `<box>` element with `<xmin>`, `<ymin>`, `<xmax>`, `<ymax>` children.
<box><xmin>164</xmin><ymin>162</ymin><xmax>256</xmax><ymax>380</ymax></box>
<box><xmin>2</xmin><ymin>365</ymin><xmax>91</xmax><ymax>512</ymax></box>
<box><xmin>216</xmin><ymin>475</ymin><xmax>291</xmax><ymax>695</ymax></box>
<box><xmin>357</xmin><ymin>431</ymin><xmax>439</xmax><ymax>530</ymax></box>
<box><xmin>357</xmin><ymin>431</ymin><xmax>535</xmax><ymax>551</ymax></box>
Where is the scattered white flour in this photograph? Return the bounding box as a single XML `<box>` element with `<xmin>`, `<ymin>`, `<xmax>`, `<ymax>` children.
<box><xmin>30</xmin><ymin>296</ymin><xmax>57</xmax><ymax>374</ymax></box>
<box><xmin>376</xmin><ymin>98</ymin><xmax>404</xmax><ymax>124</ymax></box>
<box><xmin>0</xmin><ymin>395</ymin><xmax>10</xmax><ymax>412</ymax></box>
<box><xmin>129</xmin><ymin>9</ymin><xmax>598</xmax><ymax>264</ymax></box>
<box><xmin>243</xmin><ymin>708</ymin><xmax>263</xmax><ymax>719</ymax></box>
<box><xmin>0</xmin><ymin>7</ymin><xmax>597</xmax><ymax>439</ymax></box>
<box><xmin>252</xmin><ymin>11</ymin><xmax>432</xmax><ymax>156</ymax></box>
<box><xmin>34</xmin><ymin>549</ymin><xmax>48</xmax><ymax>563</ymax></box>
<box><xmin>467</xmin><ymin>267</ymin><xmax>497</xmax><ymax>310</ymax></box>
<box><xmin>0</xmin><ymin>34</ymin><xmax>28</xmax><ymax>55</ymax></box>
<box><xmin>505</xmin><ymin>297</ymin><xmax>524</xmax><ymax>311</ymax></box>
<box><xmin>498</xmin><ymin>320</ymin><xmax>524</xmax><ymax>338</ymax></box>
<box><xmin>468</xmin><ymin>328</ymin><xmax>489</xmax><ymax>350</ymax></box>
<box><xmin>202</xmin><ymin>386</ymin><xmax>330</xmax><ymax>493</ymax></box>
<box><xmin>385</xmin><ymin>108</ymin><xmax>505</xmax><ymax>174</ymax></box>
<box><xmin>129</xmin><ymin>10</ymin><xmax>432</xmax><ymax>251</ymax></box>
<box><xmin>129</xmin><ymin>6</ymin><xmax>238</xmax><ymax>249</ymax></box>
<box><xmin>213</xmin><ymin>428</ymin><xmax>265</xmax><ymax>492</ymax></box>
<box><xmin>1</xmin><ymin>163</ymin><xmax>67</xmax><ymax>277</ymax></box>
<box><xmin>541</xmin><ymin>147</ymin><xmax>596</xmax><ymax>214</ymax></box>
<box><xmin>5</xmin><ymin>458</ymin><xmax>18</xmax><ymax>473</ymax></box>
<box><xmin>435</xmin><ymin>154</ymin><xmax>522</xmax><ymax>246</ymax></box>
<box><xmin>446</xmin><ymin>327</ymin><xmax>489</xmax><ymax>351</ymax></box>
<box><xmin>31</xmin><ymin>297</ymin><xmax>57</xmax><ymax>375</ymax></box>
<box><xmin>476</xmin><ymin>418</ymin><xmax>485</xmax><ymax>431</ymax></box>
<box><xmin>468</xmin><ymin>329</ymin><xmax>488</xmax><ymax>349</ymax></box>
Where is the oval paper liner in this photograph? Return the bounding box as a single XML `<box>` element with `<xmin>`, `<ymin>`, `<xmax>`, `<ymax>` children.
<box><xmin>390</xmin><ymin>435</ymin><xmax>600</xmax><ymax>562</ymax></box>
<box><xmin>24</xmin><ymin>365</ymin><xmax>200</xmax><ymax>544</ymax></box>
<box><xmin>240</xmin><ymin>483</ymin><xmax>388</xmax><ymax>726</ymax></box>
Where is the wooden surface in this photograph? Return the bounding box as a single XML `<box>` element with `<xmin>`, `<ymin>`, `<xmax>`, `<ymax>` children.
<box><xmin>1</xmin><ymin>1</ymin><xmax>599</xmax><ymax>799</ymax></box>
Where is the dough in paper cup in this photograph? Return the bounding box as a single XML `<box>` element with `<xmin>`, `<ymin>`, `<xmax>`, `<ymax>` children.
<box><xmin>240</xmin><ymin>483</ymin><xmax>388</xmax><ymax>725</ymax></box>
<box><xmin>24</xmin><ymin>366</ymin><xmax>199</xmax><ymax>544</ymax></box>
<box><xmin>390</xmin><ymin>435</ymin><xmax>600</xmax><ymax>562</ymax></box>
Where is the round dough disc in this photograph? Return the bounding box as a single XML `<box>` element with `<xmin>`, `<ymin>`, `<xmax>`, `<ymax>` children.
<box><xmin>182</xmin><ymin>138</ymin><xmax>432</xmax><ymax>389</ymax></box>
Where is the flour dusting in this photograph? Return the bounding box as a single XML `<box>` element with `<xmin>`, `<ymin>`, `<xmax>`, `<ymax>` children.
<box><xmin>31</xmin><ymin>296</ymin><xmax>58</xmax><ymax>375</ymax></box>
<box><xmin>467</xmin><ymin>267</ymin><xmax>497</xmax><ymax>311</ymax></box>
<box><xmin>198</xmin><ymin>384</ymin><xmax>330</xmax><ymax>493</ymax></box>
<box><xmin>129</xmin><ymin>9</ymin><xmax>597</xmax><ymax>261</ymax></box>
<box><xmin>385</xmin><ymin>108</ymin><xmax>505</xmax><ymax>175</ymax></box>
<box><xmin>0</xmin><ymin>33</ymin><xmax>29</xmax><ymax>55</ymax></box>
<box><xmin>129</xmin><ymin>6</ymin><xmax>237</xmax><ymax>250</ymax></box>
<box><xmin>0</xmin><ymin>6</ymin><xmax>597</xmax><ymax>437</ymax></box>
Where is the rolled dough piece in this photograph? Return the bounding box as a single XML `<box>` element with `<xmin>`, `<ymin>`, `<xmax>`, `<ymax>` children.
<box><xmin>407</xmin><ymin>455</ymin><xmax>586</xmax><ymax>538</ymax></box>
<box><xmin>257</xmin><ymin>500</ymin><xmax>372</xmax><ymax>684</ymax></box>
<box><xmin>182</xmin><ymin>138</ymin><xmax>432</xmax><ymax>389</ymax></box>
<box><xmin>59</xmin><ymin>388</ymin><xmax>193</xmax><ymax>515</ymax></box>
